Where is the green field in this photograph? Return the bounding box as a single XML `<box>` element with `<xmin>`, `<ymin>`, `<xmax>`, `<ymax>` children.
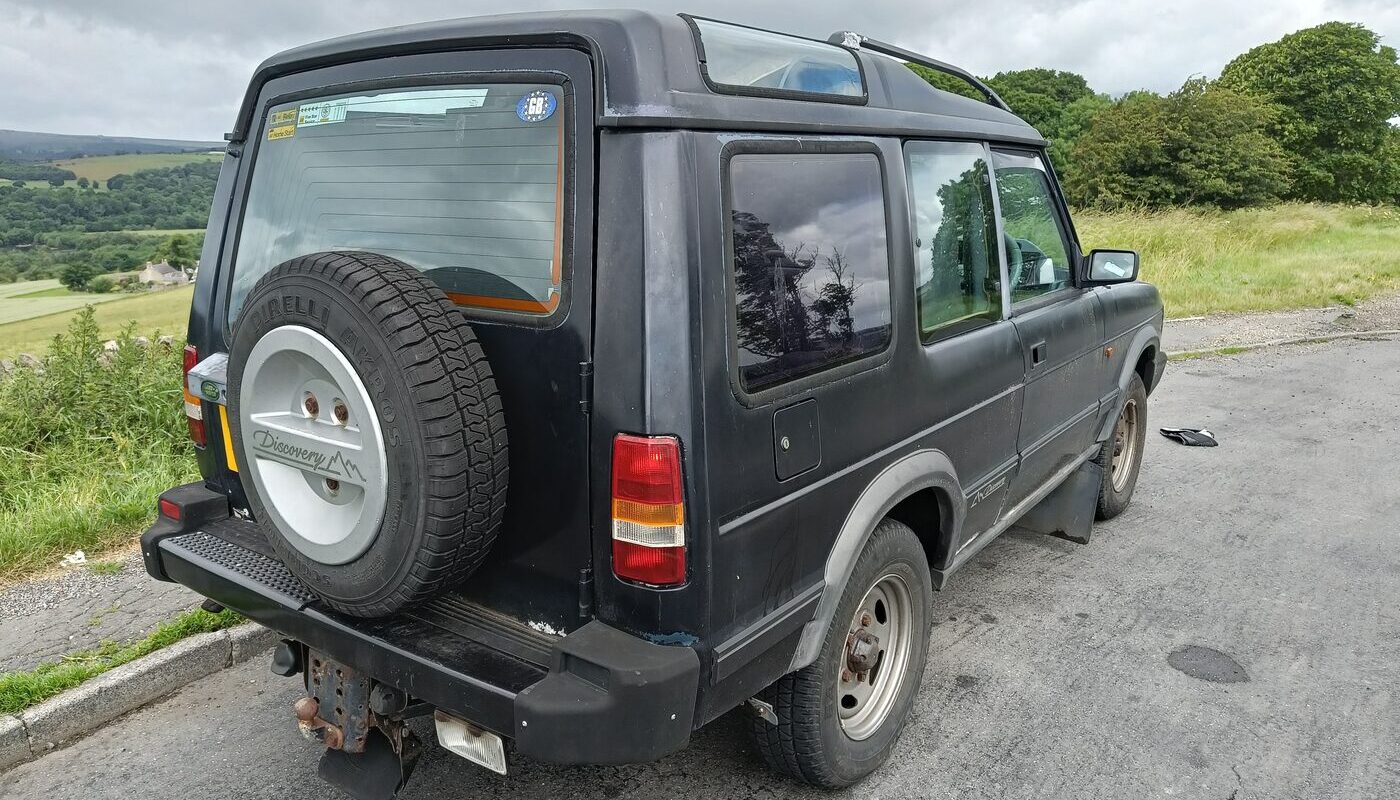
<box><xmin>0</xmin><ymin>285</ymin><xmax>193</xmax><ymax>357</ymax></box>
<box><xmin>1074</xmin><ymin>203</ymin><xmax>1400</xmax><ymax>318</ymax></box>
<box><xmin>0</xmin><ymin>279</ymin><xmax>134</xmax><ymax>326</ymax></box>
<box><xmin>47</xmin><ymin>151</ymin><xmax>222</xmax><ymax>182</ymax></box>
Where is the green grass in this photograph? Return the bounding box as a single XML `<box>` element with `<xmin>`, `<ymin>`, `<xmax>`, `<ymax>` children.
<box><xmin>0</xmin><ymin>284</ymin><xmax>193</xmax><ymax>357</ymax></box>
<box><xmin>0</xmin><ymin>308</ymin><xmax>197</xmax><ymax>582</ymax></box>
<box><xmin>46</xmin><ymin>152</ymin><xmax>222</xmax><ymax>183</ymax></box>
<box><xmin>86</xmin><ymin>560</ymin><xmax>124</xmax><ymax>576</ymax></box>
<box><xmin>0</xmin><ymin>609</ymin><xmax>242</xmax><ymax>714</ymax></box>
<box><xmin>1077</xmin><ymin>203</ymin><xmax>1400</xmax><ymax>318</ymax></box>
<box><xmin>0</xmin><ymin>279</ymin><xmax>139</xmax><ymax>328</ymax></box>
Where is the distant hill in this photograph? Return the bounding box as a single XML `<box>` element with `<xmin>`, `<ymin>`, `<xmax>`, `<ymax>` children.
<box><xmin>0</xmin><ymin>129</ymin><xmax>222</xmax><ymax>162</ymax></box>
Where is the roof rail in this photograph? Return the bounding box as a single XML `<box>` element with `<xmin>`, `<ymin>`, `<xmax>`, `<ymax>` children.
<box><xmin>828</xmin><ymin>31</ymin><xmax>1012</xmax><ymax>113</ymax></box>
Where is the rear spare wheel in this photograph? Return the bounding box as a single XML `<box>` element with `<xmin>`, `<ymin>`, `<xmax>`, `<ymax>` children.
<box><xmin>227</xmin><ymin>251</ymin><xmax>508</xmax><ymax>617</ymax></box>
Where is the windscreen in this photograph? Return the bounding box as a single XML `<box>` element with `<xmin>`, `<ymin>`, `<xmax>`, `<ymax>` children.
<box><xmin>230</xmin><ymin>83</ymin><xmax>565</xmax><ymax>321</ymax></box>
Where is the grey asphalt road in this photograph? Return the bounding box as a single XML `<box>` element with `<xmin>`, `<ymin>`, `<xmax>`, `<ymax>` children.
<box><xmin>5</xmin><ymin>337</ymin><xmax>1398</xmax><ymax>800</ymax></box>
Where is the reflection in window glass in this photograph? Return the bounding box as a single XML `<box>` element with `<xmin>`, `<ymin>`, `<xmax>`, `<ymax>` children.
<box><xmin>906</xmin><ymin>142</ymin><xmax>1000</xmax><ymax>336</ymax></box>
<box><xmin>232</xmin><ymin>83</ymin><xmax>564</xmax><ymax>322</ymax></box>
<box><xmin>992</xmin><ymin>151</ymin><xmax>1073</xmax><ymax>303</ymax></box>
<box><xmin>694</xmin><ymin>18</ymin><xmax>863</xmax><ymax>97</ymax></box>
<box><xmin>728</xmin><ymin>153</ymin><xmax>891</xmax><ymax>392</ymax></box>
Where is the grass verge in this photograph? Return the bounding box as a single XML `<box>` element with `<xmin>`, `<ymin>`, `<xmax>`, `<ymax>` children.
<box><xmin>1077</xmin><ymin>203</ymin><xmax>1400</xmax><ymax>318</ymax></box>
<box><xmin>0</xmin><ymin>608</ymin><xmax>241</xmax><ymax>715</ymax></box>
<box><xmin>0</xmin><ymin>308</ymin><xmax>196</xmax><ymax>582</ymax></box>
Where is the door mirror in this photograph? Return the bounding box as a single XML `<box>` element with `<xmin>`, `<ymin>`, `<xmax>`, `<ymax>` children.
<box><xmin>1085</xmin><ymin>249</ymin><xmax>1139</xmax><ymax>285</ymax></box>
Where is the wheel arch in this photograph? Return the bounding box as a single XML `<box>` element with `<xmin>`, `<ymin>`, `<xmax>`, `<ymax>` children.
<box><xmin>1096</xmin><ymin>324</ymin><xmax>1160</xmax><ymax>443</ymax></box>
<box><xmin>787</xmin><ymin>449</ymin><xmax>965</xmax><ymax>672</ymax></box>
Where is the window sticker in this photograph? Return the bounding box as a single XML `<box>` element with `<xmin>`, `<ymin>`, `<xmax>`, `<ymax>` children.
<box><xmin>267</xmin><ymin>124</ymin><xmax>295</xmax><ymax>141</ymax></box>
<box><xmin>298</xmin><ymin>99</ymin><xmax>349</xmax><ymax>127</ymax></box>
<box><xmin>516</xmin><ymin>90</ymin><xmax>557</xmax><ymax>123</ymax></box>
<box><xmin>269</xmin><ymin>108</ymin><xmax>297</xmax><ymax>126</ymax></box>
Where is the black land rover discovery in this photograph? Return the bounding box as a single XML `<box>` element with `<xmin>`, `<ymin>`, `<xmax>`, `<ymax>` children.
<box><xmin>143</xmin><ymin>10</ymin><xmax>1167</xmax><ymax>797</ymax></box>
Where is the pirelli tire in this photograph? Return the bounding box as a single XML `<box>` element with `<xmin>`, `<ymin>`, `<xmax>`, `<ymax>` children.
<box><xmin>227</xmin><ymin>251</ymin><xmax>508</xmax><ymax>618</ymax></box>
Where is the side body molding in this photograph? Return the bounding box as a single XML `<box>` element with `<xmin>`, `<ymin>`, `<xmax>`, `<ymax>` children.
<box><xmin>1095</xmin><ymin>323</ymin><xmax>1161</xmax><ymax>443</ymax></box>
<box><xmin>787</xmin><ymin>449</ymin><xmax>964</xmax><ymax>671</ymax></box>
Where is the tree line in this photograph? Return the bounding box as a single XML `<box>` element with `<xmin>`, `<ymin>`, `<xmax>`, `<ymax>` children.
<box><xmin>911</xmin><ymin>22</ymin><xmax>1400</xmax><ymax>209</ymax></box>
<box><xmin>0</xmin><ymin>160</ymin><xmax>219</xmax><ymax>247</ymax></box>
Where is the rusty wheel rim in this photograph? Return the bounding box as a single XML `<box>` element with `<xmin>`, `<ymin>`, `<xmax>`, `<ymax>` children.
<box><xmin>1111</xmin><ymin>398</ymin><xmax>1139</xmax><ymax>493</ymax></box>
<box><xmin>836</xmin><ymin>572</ymin><xmax>913</xmax><ymax>741</ymax></box>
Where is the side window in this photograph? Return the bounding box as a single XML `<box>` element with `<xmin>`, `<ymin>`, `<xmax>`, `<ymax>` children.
<box><xmin>992</xmin><ymin>150</ymin><xmax>1074</xmax><ymax>303</ymax></box>
<box><xmin>728</xmin><ymin>152</ymin><xmax>892</xmax><ymax>393</ymax></box>
<box><xmin>905</xmin><ymin>142</ymin><xmax>1001</xmax><ymax>339</ymax></box>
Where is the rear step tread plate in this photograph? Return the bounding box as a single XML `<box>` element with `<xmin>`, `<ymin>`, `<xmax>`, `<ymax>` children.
<box><xmin>158</xmin><ymin>521</ymin><xmax>553</xmax><ymax>735</ymax></box>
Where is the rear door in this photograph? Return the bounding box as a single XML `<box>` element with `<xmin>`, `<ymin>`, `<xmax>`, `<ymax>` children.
<box><xmin>992</xmin><ymin>149</ymin><xmax>1105</xmax><ymax>504</ymax></box>
<box><xmin>205</xmin><ymin>48</ymin><xmax>596</xmax><ymax>634</ymax></box>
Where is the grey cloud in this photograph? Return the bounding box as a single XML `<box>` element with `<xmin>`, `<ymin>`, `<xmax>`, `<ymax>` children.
<box><xmin>0</xmin><ymin>0</ymin><xmax>1395</xmax><ymax>140</ymax></box>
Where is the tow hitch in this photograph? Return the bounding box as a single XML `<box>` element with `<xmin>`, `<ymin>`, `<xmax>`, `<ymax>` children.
<box><xmin>294</xmin><ymin>652</ymin><xmax>422</xmax><ymax>800</ymax></box>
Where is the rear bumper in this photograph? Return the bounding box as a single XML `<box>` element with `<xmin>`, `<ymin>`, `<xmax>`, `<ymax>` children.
<box><xmin>142</xmin><ymin>483</ymin><xmax>700</xmax><ymax>765</ymax></box>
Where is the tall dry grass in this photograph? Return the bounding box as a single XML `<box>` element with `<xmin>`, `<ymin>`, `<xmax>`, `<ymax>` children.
<box><xmin>1077</xmin><ymin>203</ymin><xmax>1400</xmax><ymax>317</ymax></box>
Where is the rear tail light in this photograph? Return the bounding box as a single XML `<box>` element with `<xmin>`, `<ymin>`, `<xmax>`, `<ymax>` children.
<box><xmin>611</xmin><ymin>433</ymin><xmax>686</xmax><ymax>586</ymax></box>
<box><xmin>183</xmin><ymin>344</ymin><xmax>206</xmax><ymax>447</ymax></box>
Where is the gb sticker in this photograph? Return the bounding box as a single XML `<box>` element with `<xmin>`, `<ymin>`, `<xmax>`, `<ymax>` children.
<box><xmin>516</xmin><ymin>90</ymin><xmax>557</xmax><ymax>123</ymax></box>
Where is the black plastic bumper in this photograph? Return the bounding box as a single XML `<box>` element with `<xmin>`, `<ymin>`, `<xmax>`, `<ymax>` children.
<box><xmin>142</xmin><ymin>483</ymin><xmax>700</xmax><ymax>765</ymax></box>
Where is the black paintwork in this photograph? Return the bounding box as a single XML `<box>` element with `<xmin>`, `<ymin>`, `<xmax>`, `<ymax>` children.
<box><xmin>164</xmin><ymin>8</ymin><xmax>1164</xmax><ymax>766</ymax></box>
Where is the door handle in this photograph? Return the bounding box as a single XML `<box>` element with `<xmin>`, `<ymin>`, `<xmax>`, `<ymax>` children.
<box><xmin>1031</xmin><ymin>341</ymin><xmax>1047</xmax><ymax>366</ymax></box>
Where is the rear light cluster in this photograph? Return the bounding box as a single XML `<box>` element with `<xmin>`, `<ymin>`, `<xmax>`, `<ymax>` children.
<box><xmin>183</xmin><ymin>344</ymin><xmax>206</xmax><ymax>447</ymax></box>
<box><xmin>611</xmin><ymin>433</ymin><xmax>687</xmax><ymax>586</ymax></box>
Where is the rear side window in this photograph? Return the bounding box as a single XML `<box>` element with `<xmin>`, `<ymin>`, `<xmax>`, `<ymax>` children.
<box><xmin>230</xmin><ymin>82</ymin><xmax>565</xmax><ymax>322</ymax></box>
<box><xmin>905</xmin><ymin>142</ymin><xmax>1001</xmax><ymax>338</ymax></box>
<box><xmin>727</xmin><ymin>152</ymin><xmax>891</xmax><ymax>393</ymax></box>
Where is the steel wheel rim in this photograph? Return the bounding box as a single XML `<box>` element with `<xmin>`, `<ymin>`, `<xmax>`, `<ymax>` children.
<box><xmin>837</xmin><ymin>572</ymin><xmax>914</xmax><ymax>741</ymax></box>
<box><xmin>240</xmin><ymin>325</ymin><xmax>388</xmax><ymax>565</ymax></box>
<box><xmin>1111</xmin><ymin>398</ymin><xmax>1139</xmax><ymax>492</ymax></box>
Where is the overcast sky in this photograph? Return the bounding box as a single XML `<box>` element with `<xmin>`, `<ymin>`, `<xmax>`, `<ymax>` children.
<box><xmin>1</xmin><ymin>0</ymin><xmax>1396</xmax><ymax>141</ymax></box>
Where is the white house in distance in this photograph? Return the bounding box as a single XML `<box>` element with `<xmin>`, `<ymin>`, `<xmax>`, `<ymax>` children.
<box><xmin>137</xmin><ymin>261</ymin><xmax>190</xmax><ymax>286</ymax></box>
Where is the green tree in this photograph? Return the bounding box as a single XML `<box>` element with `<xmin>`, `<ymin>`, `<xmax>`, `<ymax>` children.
<box><xmin>59</xmin><ymin>261</ymin><xmax>98</xmax><ymax>290</ymax></box>
<box><xmin>47</xmin><ymin>177</ymin><xmax>65</xmax><ymax>188</ymax></box>
<box><xmin>1218</xmin><ymin>22</ymin><xmax>1400</xmax><ymax>203</ymax></box>
<box><xmin>76</xmin><ymin>177</ymin><xmax>90</xmax><ymax>189</ymax></box>
<box><xmin>87</xmin><ymin>275</ymin><xmax>116</xmax><ymax>294</ymax></box>
<box><xmin>160</xmin><ymin>234</ymin><xmax>196</xmax><ymax>269</ymax></box>
<box><xmin>986</xmin><ymin>69</ymin><xmax>1094</xmax><ymax>132</ymax></box>
<box><xmin>1066</xmin><ymin>79</ymin><xmax>1292</xmax><ymax>209</ymax></box>
<box><xmin>9</xmin><ymin>180</ymin><xmax>21</xmax><ymax>189</ymax></box>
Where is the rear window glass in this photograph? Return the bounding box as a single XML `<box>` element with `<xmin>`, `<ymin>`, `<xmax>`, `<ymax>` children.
<box><xmin>728</xmin><ymin>152</ymin><xmax>891</xmax><ymax>392</ymax></box>
<box><xmin>692</xmin><ymin>18</ymin><xmax>863</xmax><ymax>98</ymax></box>
<box><xmin>230</xmin><ymin>82</ymin><xmax>564</xmax><ymax>322</ymax></box>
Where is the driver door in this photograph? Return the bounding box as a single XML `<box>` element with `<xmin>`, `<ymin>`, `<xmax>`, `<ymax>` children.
<box><xmin>994</xmin><ymin>149</ymin><xmax>1106</xmax><ymax>506</ymax></box>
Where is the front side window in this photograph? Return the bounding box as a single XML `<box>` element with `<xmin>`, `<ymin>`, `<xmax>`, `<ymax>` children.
<box><xmin>905</xmin><ymin>142</ymin><xmax>1001</xmax><ymax>338</ymax></box>
<box><xmin>231</xmin><ymin>82</ymin><xmax>565</xmax><ymax>322</ymax></box>
<box><xmin>992</xmin><ymin>150</ymin><xmax>1074</xmax><ymax>303</ymax></box>
<box><xmin>728</xmin><ymin>152</ymin><xmax>891</xmax><ymax>392</ymax></box>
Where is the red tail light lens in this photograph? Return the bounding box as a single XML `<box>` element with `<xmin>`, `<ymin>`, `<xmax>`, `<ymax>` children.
<box><xmin>183</xmin><ymin>344</ymin><xmax>206</xmax><ymax>447</ymax></box>
<box><xmin>159</xmin><ymin>497</ymin><xmax>182</xmax><ymax>522</ymax></box>
<box><xmin>611</xmin><ymin>434</ymin><xmax>686</xmax><ymax>586</ymax></box>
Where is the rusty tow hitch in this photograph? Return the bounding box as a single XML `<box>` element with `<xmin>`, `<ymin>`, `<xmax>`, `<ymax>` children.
<box><xmin>292</xmin><ymin>651</ymin><xmax>422</xmax><ymax>800</ymax></box>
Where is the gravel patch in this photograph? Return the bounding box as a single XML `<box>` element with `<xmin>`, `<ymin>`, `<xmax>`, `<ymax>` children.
<box><xmin>1164</xmin><ymin>291</ymin><xmax>1400</xmax><ymax>353</ymax></box>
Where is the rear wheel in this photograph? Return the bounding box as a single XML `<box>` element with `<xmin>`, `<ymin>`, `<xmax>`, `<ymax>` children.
<box><xmin>750</xmin><ymin>519</ymin><xmax>931</xmax><ymax>787</ymax></box>
<box><xmin>1095</xmin><ymin>373</ymin><xmax>1147</xmax><ymax>520</ymax></box>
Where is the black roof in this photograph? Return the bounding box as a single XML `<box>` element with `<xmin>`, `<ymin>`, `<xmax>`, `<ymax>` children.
<box><xmin>232</xmin><ymin>10</ymin><xmax>1043</xmax><ymax>146</ymax></box>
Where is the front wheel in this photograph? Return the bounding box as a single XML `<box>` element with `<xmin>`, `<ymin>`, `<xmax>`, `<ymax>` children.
<box><xmin>1095</xmin><ymin>373</ymin><xmax>1147</xmax><ymax>520</ymax></box>
<box><xmin>749</xmin><ymin>519</ymin><xmax>931</xmax><ymax>787</ymax></box>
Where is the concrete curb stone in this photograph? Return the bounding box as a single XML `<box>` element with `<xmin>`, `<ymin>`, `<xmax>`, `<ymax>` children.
<box><xmin>0</xmin><ymin>715</ymin><xmax>31</xmax><ymax>773</ymax></box>
<box><xmin>1</xmin><ymin>622</ymin><xmax>278</xmax><ymax>773</ymax></box>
